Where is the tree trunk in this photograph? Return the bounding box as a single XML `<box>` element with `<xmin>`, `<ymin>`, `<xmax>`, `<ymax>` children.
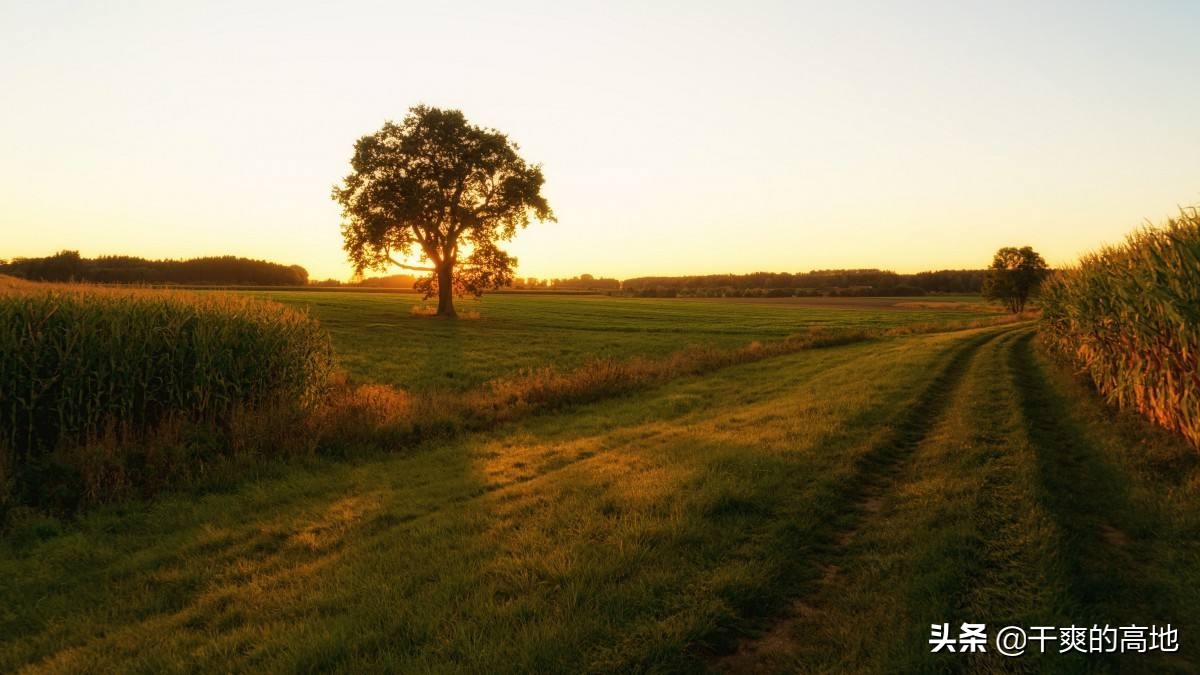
<box><xmin>436</xmin><ymin>264</ymin><xmax>457</xmax><ymax>317</ymax></box>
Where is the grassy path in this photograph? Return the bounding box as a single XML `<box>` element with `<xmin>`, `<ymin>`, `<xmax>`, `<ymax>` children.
<box><xmin>2</xmin><ymin>324</ymin><xmax>1197</xmax><ymax>672</ymax></box>
<box><xmin>713</xmin><ymin>323</ymin><xmax>1016</xmax><ymax>671</ymax></box>
<box><xmin>721</xmin><ymin>327</ymin><xmax>1199</xmax><ymax>673</ymax></box>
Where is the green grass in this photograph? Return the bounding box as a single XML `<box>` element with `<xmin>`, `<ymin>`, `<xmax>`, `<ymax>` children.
<box><xmin>718</xmin><ymin>329</ymin><xmax>1200</xmax><ymax>674</ymax></box>
<box><xmin>249</xmin><ymin>291</ymin><xmax>992</xmax><ymax>391</ymax></box>
<box><xmin>4</xmin><ymin>324</ymin><xmax>1196</xmax><ymax>672</ymax></box>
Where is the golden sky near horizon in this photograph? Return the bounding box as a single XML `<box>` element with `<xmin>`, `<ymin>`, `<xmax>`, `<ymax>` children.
<box><xmin>2</xmin><ymin>1</ymin><xmax>1198</xmax><ymax>281</ymax></box>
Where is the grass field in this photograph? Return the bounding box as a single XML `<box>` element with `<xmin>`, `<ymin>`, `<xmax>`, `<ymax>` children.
<box><xmin>251</xmin><ymin>291</ymin><xmax>995</xmax><ymax>390</ymax></box>
<box><xmin>3</xmin><ymin>292</ymin><xmax>1195</xmax><ymax>672</ymax></box>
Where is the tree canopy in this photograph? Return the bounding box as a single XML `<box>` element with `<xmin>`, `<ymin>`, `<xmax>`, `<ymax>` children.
<box><xmin>982</xmin><ymin>246</ymin><xmax>1048</xmax><ymax>313</ymax></box>
<box><xmin>333</xmin><ymin>106</ymin><xmax>554</xmax><ymax>317</ymax></box>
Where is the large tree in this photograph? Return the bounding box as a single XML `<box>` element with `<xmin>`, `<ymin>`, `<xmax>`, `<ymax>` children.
<box><xmin>982</xmin><ymin>246</ymin><xmax>1048</xmax><ymax>313</ymax></box>
<box><xmin>333</xmin><ymin>106</ymin><xmax>554</xmax><ymax>317</ymax></box>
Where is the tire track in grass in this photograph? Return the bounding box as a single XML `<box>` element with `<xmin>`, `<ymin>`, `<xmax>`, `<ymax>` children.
<box><xmin>833</xmin><ymin>328</ymin><xmax>1014</xmax><ymax>539</ymax></box>
<box><xmin>711</xmin><ymin>326</ymin><xmax>1013</xmax><ymax>672</ymax></box>
<box><xmin>846</xmin><ymin>328</ymin><xmax>1070</xmax><ymax>673</ymax></box>
<box><xmin>948</xmin><ymin>328</ymin><xmax>1076</xmax><ymax>674</ymax></box>
<box><xmin>795</xmin><ymin>327</ymin><xmax>1063</xmax><ymax>674</ymax></box>
<box><xmin>715</xmin><ymin>328</ymin><xmax>1195</xmax><ymax>673</ymax></box>
<box><xmin>829</xmin><ymin>328</ymin><xmax>1018</xmax><ymax>559</ymax></box>
<box><xmin>796</xmin><ymin>327</ymin><xmax>1074</xmax><ymax>673</ymax></box>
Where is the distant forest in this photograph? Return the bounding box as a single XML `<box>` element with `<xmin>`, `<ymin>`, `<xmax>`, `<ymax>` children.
<box><xmin>1</xmin><ymin>251</ymin><xmax>985</xmax><ymax>296</ymax></box>
<box><xmin>335</xmin><ymin>270</ymin><xmax>982</xmax><ymax>296</ymax></box>
<box><xmin>620</xmin><ymin>269</ymin><xmax>984</xmax><ymax>297</ymax></box>
<box><xmin>0</xmin><ymin>251</ymin><xmax>309</xmax><ymax>286</ymax></box>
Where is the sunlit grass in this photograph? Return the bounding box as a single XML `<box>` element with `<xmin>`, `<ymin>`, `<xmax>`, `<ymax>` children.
<box><xmin>254</xmin><ymin>291</ymin><xmax>992</xmax><ymax>391</ymax></box>
<box><xmin>0</xmin><ymin>331</ymin><xmax>979</xmax><ymax>671</ymax></box>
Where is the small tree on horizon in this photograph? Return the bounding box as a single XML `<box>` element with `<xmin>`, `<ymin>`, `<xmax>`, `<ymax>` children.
<box><xmin>982</xmin><ymin>246</ymin><xmax>1048</xmax><ymax>313</ymax></box>
<box><xmin>333</xmin><ymin>106</ymin><xmax>554</xmax><ymax>317</ymax></box>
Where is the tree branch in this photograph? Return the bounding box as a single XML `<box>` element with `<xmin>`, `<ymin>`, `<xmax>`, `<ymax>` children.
<box><xmin>386</xmin><ymin>255</ymin><xmax>436</xmax><ymax>272</ymax></box>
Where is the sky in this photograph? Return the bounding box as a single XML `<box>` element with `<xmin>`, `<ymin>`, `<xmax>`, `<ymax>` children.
<box><xmin>2</xmin><ymin>0</ymin><xmax>1198</xmax><ymax>281</ymax></box>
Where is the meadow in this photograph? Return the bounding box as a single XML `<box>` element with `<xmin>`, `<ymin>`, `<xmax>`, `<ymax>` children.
<box><xmin>3</xmin><ymin>320</ymin><xmax>1197</xmax><ymax>672</ymax></box>
<box><xmin>2</xmin><ymin>288</ymin><xmax>1196</xmax><ymax>672</ymax></box>
<box><xmin>250</xmin><ymin>291</ymin><xmax>994</xmax><ymax>390</ymax></box>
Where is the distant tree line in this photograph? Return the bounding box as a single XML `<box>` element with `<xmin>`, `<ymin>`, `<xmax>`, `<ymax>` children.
<box><xmin>333</xmin><ymin>269</ymin><xmax>983</xmax><ymax>296</ymax></box>
<box><xmin>511</xmin><ymin>274</ymin><xmax>621</xmax><ymax>291</ymax></box>
<box><xmin>0</xmin><ymin>252</ymin><xmax>987</xmax><ymax>298</ymax></box>
<box><xmin>0</xmin><ymin>251</ymin><xmax>309</xmax><ymax>286</ymax></box>
<box><xmin>619</xmin><ymin>269</ymin><xmax>985</xmax><ymax>298</ymax></box>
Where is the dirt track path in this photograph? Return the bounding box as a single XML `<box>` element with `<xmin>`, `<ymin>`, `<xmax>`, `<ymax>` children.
<box><xmin>714</xmin><ymin>326</ymin><xmax>1196</xmax><ymax>673</ymax></box>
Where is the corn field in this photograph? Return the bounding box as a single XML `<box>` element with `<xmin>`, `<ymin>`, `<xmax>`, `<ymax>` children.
<box><xmin>0</xmin><ymin>280</ymin><xmax>335</xmax><ymax>459</ymax></box>
<box><xmin>1039</xmin><ymin>208</ymin><xmax>1200</xmax><ymax>447</ymax></box>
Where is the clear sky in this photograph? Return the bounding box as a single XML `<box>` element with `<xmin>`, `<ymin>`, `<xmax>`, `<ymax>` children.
<box><xmin>2</xmin><ymin>1</ymin><xmax>1198</xmax><ymax>281</ymax></box>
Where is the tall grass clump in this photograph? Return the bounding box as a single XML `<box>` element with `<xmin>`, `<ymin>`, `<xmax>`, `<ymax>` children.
<box><xmin>1</xmin><ymin>281</ymin><xmax>334</xmax><ymax>508</ymax></box>
<box><xmin>1040</xmin><ymin>207</ymin><xmax>1200</xmax><ymax>447</ymax></box>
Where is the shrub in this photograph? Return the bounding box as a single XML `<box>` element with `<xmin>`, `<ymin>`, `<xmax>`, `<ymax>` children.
<box><xmin>1040</xmin><ymin>208</ymin><xmax>1200</xmax><ymax>447</ymax></box>
<box><xmin>0</xmin><ymin>282</ymin><xmax>335</xmax><ymax>495</ymax></box>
